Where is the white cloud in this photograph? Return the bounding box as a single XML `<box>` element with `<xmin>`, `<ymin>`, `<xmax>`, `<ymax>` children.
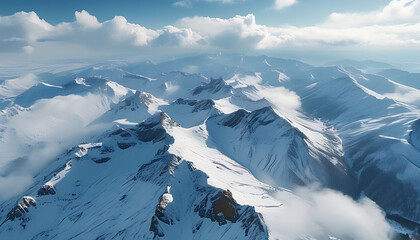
<box><xmin>177</xmin><ymin>14</ymin><xmax>288</xmax><ymax>50</ymax></box>
<box><xmin>173</xmin><ymin>0</ymin><xmax>236</xmax><ymax>8</ymax></box>
<box><xmin>0</xmin><ymin>93</ymin><xmax>110</xmax><ymax>201</ymax></box>
<box><xmin>0</xmin><ymin>175</ymin><xmax>33</xmax><ymax>201</ymax></box>
<box><xmin>22</xmin><ymin>45</ymin><xmax>34</xmax><ymax>54</ymax></box>
<box><xmin>383</xmin><ymin>80</ymin><xmax>420</xmax><ymax>105</ymax></box>
<box><xmin>268</xmin><ymin>23</ymin><xmax>420</xmax><ymax>47</ymax></box>
<box><xmin>74</xmin><ymin>10</ymin><xmax>101</xmax><ymax>29</ymax></box>
<box><xmin>173</xmin><ymin>1</ymin><xmax>192</xmax><ymax>8</ymax></box>
<box><xmin>267</xmin><ymin>186</ymin><xmax>394</xmax><ymax>239</ymax></box>
<box><xmin>274</xmin><ymin>0</ymin><xmax>297</xmax><ymax>10</ymax></box>
<box><xmin>153</xmin><ymin>25</ymin><xmax>205</xmax><ymax>47</ymax></box>
<box><xmin>0</xmin><ymin>11</ymin><xmax>52</xmax><ymax>53</ymax></box>
<box><xmin>324</xmin><ymin>0</ymin><xmax>420</xmax><ymax>27</ymax></box>
<box><xmin>50</xmin><ymin>12</ymin><xmax>160</xmax><ymax>48</ymax></box>
<box><xmin>1</xmin><ymin>3</ymin><xmax>420</xmax><ymax>59</ymax></box>
<box><xmin>0</xmin><ymin>10</ymin><xmax>203</xmax><ymax>57</ymax></box>
<box><xmin>177</xmin><ymin>13</ymin><xmax>420</xmax><ymax>50</ymax></box>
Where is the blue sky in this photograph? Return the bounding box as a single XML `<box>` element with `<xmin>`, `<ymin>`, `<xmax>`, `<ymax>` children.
<box><xmin>0</xmin><ymin>0</ymin><xmax>392</xmax><ymax>28</ymax></box>
<box><xmin>0</xmin><ymin>0</ymin><xmax>419</xmax><ymax>64</ymax></box>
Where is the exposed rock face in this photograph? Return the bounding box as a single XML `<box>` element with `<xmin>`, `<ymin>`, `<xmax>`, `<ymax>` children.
<box><xmin>72</xmin><ymin>142</ymin><xmax>116</xmax><ymax>164</ymax></box>
<box><xmin>37</xmin><ymin>183</ymin><xmax>56</xmax><ymax>196</ymax></box>
<box><xmin>137</xmin><ymin>154</ymin><xmax>182</xmax><ymax>184</ymax></box>
<box><xmin>150</xmin><ymin>186</ymin><xmax>174</xmax><ymax>238</ymax></box>
<box><xmin>195</xmin><ymin>189</ymin><xmax>268</xmax><ymax>238</ymax></box>
<box><xmin>173</xmin><ymin>98</ymin><xmax>215</xmax><ymax>112</ymax></box>
<box><xmin>220</xmin><ymin>106</ymin><xmax>294</xmax><ymax>134</ymax></box>
<box><xmin>111</xmin><ymin>129</ymin><xmax>136</xmax><ymax>150</ymax></box>
<box><xmin>115</xmin><ymin>91</ymin><xmax>156</xmax><ymax>112</ymax></box>
<box><xmin>206</xmin><ymin>106</ymin><xmax>358</xmax><ymax>194</ymax></box>
<box><xmin>117</xmin><ymin>142</ymin><xmax>137</xmax><ymax>150</ymax></box>
<box><xmin>111</xmin><ymin>128</ymin><xmax>132</xmax><ymax>138</ymax></box>
<box><xmin>93</xmin><ymin>157</ymin><xmax>111</xmax><ymax>163</ymax></box>
<box><xmin>136</xmin><ymin>112</ymin><xmax>178</xmax><ymax>143</ymax></box>
<box><xmin>212</xmin><ymin>190</ymin><xmax>237</xmax><ymax>222</ymax></box>
<box><xmin>221</xmin><ymin>109</ymin><xmax>248</xmax><ymax>128</ymax></box>
<box><xmin>192</xmin><ymin>78</ymin><xmax>232</xmax><ymax>96</ymax></box>
<box><xmin>149</xmin><ymin>216</ymin><xmax>165</xmax><ymax>238</ymax></box>
<box><xmin>2</xmin><ymin>196</ymin><xmax>36</xmax><ymax>225</ymax></box>
<box><xmin>195</xmin><ymin>189</ymin><xmax>238</xmax><ymax>225</ymax></box>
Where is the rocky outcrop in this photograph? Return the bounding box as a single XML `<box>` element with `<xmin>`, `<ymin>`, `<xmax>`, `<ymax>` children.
<box><xmin>110</xmin><ymin>128</ymin><xmax>132</xmax><ymax>138</ymax></box>
<box><xmin>117</xmin><ymin>142</ymin><xmax>137</xmax><ymax>150</ymax></box>
<box><xmin>195</xmin><ymin>189</ymin><xmax>268</xmax><ymax>238</ymax></box>
<box><xmin>221</xmin><ymin>109</ymin><xmax>248</xmax><ymax>128</ymax></box>
<box><xmin>212</xmin><ymin>190</ymin><xmax>237</xmax><ymax>222</ymax></box>
<box><xmin>219</xmin><ymin>106</ymin><xmax>292</xmax><ymax>133</ymax></box>
<box><xmin>137</xmin><ymin>154</ymin><xmax>182</xmax><ymax>184</ymax></box>
<box><xmin>1</xmin><ymin>196</ymin><xmax>36</xmax><ymax>226</ymax></box>
<box><xmin>150</xmin><ymin>186</ymin><xmax>174</xmax><ymax>238</ymax></box>
<box><xmin>117</xmin><ymin>91</ymin><xmax>155</xmax><ymax>111</ymax></box>
<box><xmin>173</xmin><ymin>98</ymin><xmax>215</xmax><ymax>112</ymax></box>
<box><xmin>37</xmin><ymin>183</ymin><xmax>56</xmax><ymax>196</ymax></box>
<box><xmin>192</xmin><ymin>78</ymin><xmax>232</xmax><ymax>96</ymax></box>
<box><xmin>93</xmin><ymin>157</ymin><xmax>111</xmax><ymax>163</ymax></box>
<box><xmin>111</xmin><ymin>129</ymin><xmax>136</xmax><ymax>150</ymax></box>
<box><xmin>135</xmin><ymin>112</ymin><xmax>178</xmax><ymax>143</ymax></box>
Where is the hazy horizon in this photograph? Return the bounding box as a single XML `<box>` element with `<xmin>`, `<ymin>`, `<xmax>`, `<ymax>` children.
<box><xmin>1</xmin><ymin>0</ymin><xmax>420</xmax><ymax>70</ymax></box>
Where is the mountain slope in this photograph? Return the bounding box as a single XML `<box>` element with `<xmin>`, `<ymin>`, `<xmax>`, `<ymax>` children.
<box><xmin>0</xmin><ymin>54</ymin><xmax>419</xmax><ymax>239</ymax></box>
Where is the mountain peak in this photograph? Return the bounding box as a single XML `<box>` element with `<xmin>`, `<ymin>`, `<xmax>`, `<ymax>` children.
<box><xmin>173</xmin><ymin>98</ymin><xmax>215</xmax><ymax>112</ymax></box>
<box><xmin>135</xmin><ymin>112</ymin><xmax>179</xmax><ymax>143</ymax></box>
<box><xmin>220</xmin><ymin>106</ymin><xmax>281</xmax><ymax>130</ymax></box>
<box><xmin>142</xmin><ymin>111</ymin><xmax>179</xmax><ymax>129</ymax></box>
<box><xmin>192</xmin><ymin>77</ymin><xmax>232</xmax><ymax>96</ymax></box>
<box><xmin>124</xmin><ymin>91</ymin><xmax>156</xmax><ymax>106</ymax></box>
<box><xmin>220</xmin><ymin>109</ymin><xmax>248</xmax><ymax>128</ymax></box>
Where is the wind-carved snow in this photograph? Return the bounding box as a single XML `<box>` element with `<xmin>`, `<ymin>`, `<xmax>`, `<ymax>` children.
<box><xmin>75</xmin><ymin>142</ymin><xmax>103</xmax><ymax>158</ymax></box>
<box><xmin>44</xmin><ymin>160</ymin><xmax>72</xmax><ymax>188</ymax></box>
<box><xmin>41</xmin><ymin>82</ymin><xmax>63</xmax><ymax>89</ymax></box>
<box><xmin>168</xmin><ymin>123</ymin><xmax>280</xmax><ymax>206</ymax></box>
<box><xmin>274</xmin><ymin>70</ymin><xmax>290</xmax><ymax>82</ymax></box>
<box><xmin>213</xmin><ymin>97</ymin><xmax>242</xmax><ymax>114</ymax></box>
<box><xmin>75</xmin><ymin>77</ymin><xmax>89</xmax><ymax>86</ymax></box>
<box><xmin>166</xmin><ymin>122</ymin><xmax>288</xmax><ymax>238</ymax></box>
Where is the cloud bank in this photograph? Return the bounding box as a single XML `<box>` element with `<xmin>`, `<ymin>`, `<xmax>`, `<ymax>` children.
<box><xmin>0</xmin><ymin>93</ymin><xmax>110</xmax><ymax>201</ymax></box>
<box><xmin>274</xmin><ymin>0</ymin><xmax>297</xmax><ymax>10</ymax></box>
<box><xmin>324</xmin><ymin>0</ymin><xmax>420</xmax><ymax>27</ymax></box>
<box><xmin>268</xmin><ymin>186</ymin><xmax>394</xmax><ymax>239</ymax></box>
<box><xmin>0</xmin><ymin>1</ymin><xmax>420</xmax><ymax>60</ymax></box>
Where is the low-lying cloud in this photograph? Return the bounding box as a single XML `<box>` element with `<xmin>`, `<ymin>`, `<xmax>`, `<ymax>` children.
<box><xmin>0</xmin><ymin>73</ymin><xmax>38</xmax><ymax>98</ymax></box>
<box><xmin>267</xmin><ymin>186</ymin><xmax>394</xmax><ymax>240</ymax></box>
<box><xmin>0</xmin><ymin>93</ymin><xmax>111</xmax><ymax>201</ymax></box>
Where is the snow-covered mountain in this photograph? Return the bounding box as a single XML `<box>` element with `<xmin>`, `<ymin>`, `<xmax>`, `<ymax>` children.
<box><xmin>0</xmin><ymin>54</ymin><xmax>419</xmax><ymax>240</ymax></box>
